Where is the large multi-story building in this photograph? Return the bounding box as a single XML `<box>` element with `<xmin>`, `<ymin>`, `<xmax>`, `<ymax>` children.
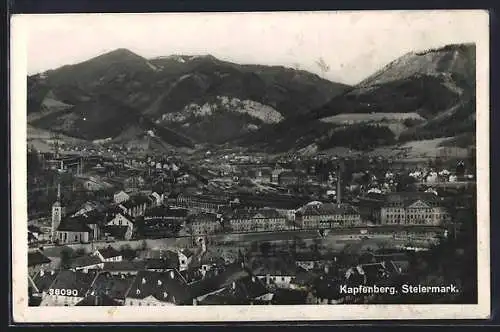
<box><xmin>173</xmin><ymin>193</ymin><xmax>230</xmax><ymax>213</ymax></box>
<box><xmin>228</xmin><ymin>208</ymin><xmax>288</xmax><ymax>233</ymax></box>
<box><xmin>379</xmin><ymin>192</ymin><xmax>451</xmax><ymax>226</ymax></box>
<box><xmin>188</xmin><ymin>212</ymin><xmax>222</xmax><ymax>235</ymax></box>
<box><xmin>278</xmin><ymin>171</ymin><xmax>306</xmax><ymax>187</ymax></box>
<box><xmin>295</xmin><ymin>202</ymin><xmax>362</xmax><ymax>229</ymax></box>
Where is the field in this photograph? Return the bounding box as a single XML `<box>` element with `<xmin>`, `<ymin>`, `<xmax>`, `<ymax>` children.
<box><xmin>319</xmin><ymin>112</ymin><xmax>424</xmax><ymax>124</ymax></box>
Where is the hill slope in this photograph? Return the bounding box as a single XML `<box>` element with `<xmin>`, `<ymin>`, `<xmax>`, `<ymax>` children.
<box><xmin>27</xmin><ymin>50</ymin><xmax>349</xmax><ymax>145</ymax></box>
<box><xmin>239</xmin><ymin>43</ymin><xmax>476</xmax><ymax>152</ymax></box>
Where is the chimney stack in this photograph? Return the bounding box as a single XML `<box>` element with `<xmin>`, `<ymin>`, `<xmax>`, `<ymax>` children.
<box><xmin>336</xmin><ymin>164</ymin><xmax>342</xmax><ymax>206</ymax></box>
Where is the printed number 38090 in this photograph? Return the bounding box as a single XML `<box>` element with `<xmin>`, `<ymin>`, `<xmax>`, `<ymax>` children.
<box><xmin>48</xmin><ymin>289</ymin><xmax>78</xmax><ymax>296</ymax></box>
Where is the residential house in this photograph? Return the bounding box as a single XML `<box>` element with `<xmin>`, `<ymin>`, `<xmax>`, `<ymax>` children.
<box><xmin>84</xmin><ymin>272</ymin><xmax>135</xmax><ymax>305</ymax></box>
<box><xmin>104</xmin><ymin>212</ymin><xmax>134</xmax><ymax>240</ymax></box>
<box><xmin>69</xmin><ymin>255</ymin><xmax>105</xmax><ymax>272</ymax></box>
<box><xmin>113</xmin><ymin>191</ymin><xmax>131</xmax><ymax>205</ymax></box>
<box><xmin>294</xmin><ymin>252</ymin><xmax>337</xmax><ymax>272</ymax></box>
<box><xmin>72</xmin><ymin>200</ymin><xmax>108</xmax><ymax>217</ymax></box>
<box><xmin>93</xmin><ymin>246</ymin><xmax>123</xmax><ymax>262</ymax></box>
<box><xmin>28</xmin><ymin>225</ymin><xmax>50</xmax><ymax>244</ymax></box>
<box><xmin>149</xmin><ymin>192</ymin><xmax>163</xmax><ymax>207</ymax></box>
<box><xmin>345</xmin><ymin>261</ymin><xmax>400</xmax><ymax>286</ymax></box>
<box><xmin>77</xmin><ymin>176</ymin><xmax>113</xmax><ymax>192</ymax></box>
<box><xmin>39</xmin><ymin>270</ymin><xmax>98</xmax><ymax>306</ymax></box>
<box><xmin>124</xmin><ymin>270</ymin><xmax>191</xmax><ymax>306</ymax></box>
<box><xmin>379</xmin><ymin>192</ymin><xmax>451</xmax><ymax>225</ymax></box>
<box><xmin>178</xmin><ymin>249</ymin><xmax>194</xmax><ymax>272</ymax></box>
<box><xmin>295</xmin><ymin>202</ymin><xmax>362</xmax><ymax>229</ymax></box>
<box><xmin>251</xmin><ymin>257</ymin><xmax>299</xmax><ymax>289</ymax></box>
<box><xmin>119</xmin><ymin>195</ymin><xmax>151</xmax><ymax>218</ymax></box>
<box><xmin>190</xmin><ymin>263</ymin><xmax>273</xmax><ymax>305</ymax></box>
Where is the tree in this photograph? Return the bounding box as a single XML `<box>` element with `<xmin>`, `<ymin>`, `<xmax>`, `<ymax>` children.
<box><xmin>75</xmin><ymin>248</ymin><xmax>87</xmax><ymax>257</ymax></box>
<box><xmin>259</xmin><ymin>242</ymin><xmax>271</xmax><ymax>257</ymax></box>
<box><xmin>59</xmin><ymin>247</ymin><xmax>74</xmax><ymax>269</ymax></box>
<box><xmin>120</xmin><ymin>244</ymin><xmax>137</xmax><ymax>261</ymax></box>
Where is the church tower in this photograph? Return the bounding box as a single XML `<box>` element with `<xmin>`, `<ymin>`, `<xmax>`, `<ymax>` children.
<box><xmin>51</xmin><ymin>183</ymin><xmax>65</xmax><ymax>242</ymax></box>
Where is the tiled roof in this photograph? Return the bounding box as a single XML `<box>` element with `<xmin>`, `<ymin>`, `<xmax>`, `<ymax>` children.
<box><xmin>32</xmin><ymin>270</ymin><xmax>59</xmax><ymax>292</ymax></box>
<box><xmin>97</xmin><ymin>246</ymin><xmax>122</xmax><ymax>259</ymax></box>
<box><xmin>145</xmin><ymin>258</ymin><xmax>179</xmax><ymax>270</ymax></box>
<box><xmin>180</xmin><ymin>249</ymin><xmax>194</xmax><ymax>259</ymax></box>
<box><xmin>188</xmin><ymin>263</ymin><xmax>251</xmax><ymax>299</ymax></box>
<box><xmin>384</xmin><ymin>192</ymin><xmax>440</xmax><ymax>206</ymax></box>
<box><xmin>299</xmin><ymin>203</ymin><xmax>359</xmax><ymax>217</ymax></box>
<box><xmin>125</xmin><ymin>270</ymin><xmax>190</xmax><ymax>304</ymax></box>
<box><xmin>188</xmin><ymin>212</ymin><xmax>220</xmax><ymax>224</ymax></box>
<box><xmin>56</xmin><ymin>217</ymin><xmax>92</xmax><ymax>233</ymax></box>
<box><xmin>232</xmin><ymin>275</ymin><xmax>268</xmax><ymax>299</ymax></box>
<box><xmin>231</xmin><ymin>208</ymin><xmax>285</xmax><ymax>220</ymax></box>
<box><xmin>87</xmin><ymin>272</ymin><xmax>135</xmax><ymax>300</ymax></box>
<box><xmin>251</xmin><ymin>257</ymin><xmax>298</xmax><ymax>276</ymax></box>
<box><xmin>103</xmin><ymin>260</ymin><xmax>147</xmax><ymax>272</ymax></box>
<box><xmin>121</xmin><ymin>195</ymin><xmax>151</xmax><ymax>209</ymax></box>
<box><xmin>49</xmin><ymin>270</ymin><xmax>98</xmax><ymax>297</ymax></box>
<box><xmin>144</xmin><ymin>206</ymin><xmax>188</xmax><ymax>218</ymax></box>
<box><xmin>69</xmin><ymin>255</ymin><xmax>103</xmax><ymax>268</ymax></box>
<box><xmin>102</xmin><ymin>225</ymin><xmax>129</xmax><ymax>239</ymax></box>
<box><xmin>28</xmin><ymin>251</ymin><xmax>51</xmax><ymax>267</ymax></box>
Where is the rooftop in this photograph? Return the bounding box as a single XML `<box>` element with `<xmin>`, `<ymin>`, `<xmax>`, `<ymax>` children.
<box><xmin>97</xmin><ymin>246</ymin><xmax>122</xmax><ymax>259</ymax></box>
<box><xmin>32</xmin><ymin>270</ymin><xmax>59</xmax><ymax>292</ymax></box>
<box><xmin>49</xmin><ymin>270</ymin><xmax>98</xmax><ymax>297</ymax></box>
<box><xmin>298</xmin><ymin>203</ymin><xmax>360</xmax><ymax>216</ymax></box>
<box><xmin>28</xmin><ymin>250</ymin><xmax>51</xmax><ymax>267</ymax></box>
<box><xmin>69</xmin><ymin>255</ymin><xmax>103</xmax><ymax>269</ymax></box>
<box><xmin>87</xmin><ymin>272</ymin><xmax>136</xmax><ymax>300</ymax></box>
<box><xmin>125</xmin><ymin>270</ymin><xmax>190</xmax><ymax>304</ymax></box>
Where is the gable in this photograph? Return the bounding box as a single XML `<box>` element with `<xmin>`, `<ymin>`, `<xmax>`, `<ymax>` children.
<box><xmin>407</xmin><ymin>200</ymin><xmax>431</xmax><ymax>209</ymax></box>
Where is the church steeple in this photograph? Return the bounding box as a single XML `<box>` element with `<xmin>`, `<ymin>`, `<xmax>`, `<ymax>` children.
<box><xmin>51</xmin><ymin>183</ymin><xmax>65</xmax><ymax>243</ymax></box>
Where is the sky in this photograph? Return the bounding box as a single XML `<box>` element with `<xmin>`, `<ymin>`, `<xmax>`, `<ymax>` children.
<box><xmin>17</xmin><ymin>10</ymin><xmax>486</xmax><ymax>85</ymax></box>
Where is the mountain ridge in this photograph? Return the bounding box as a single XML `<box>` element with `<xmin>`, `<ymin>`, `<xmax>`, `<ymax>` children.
<box><xmin>28</xmin><ymin>43</ymin><xmax>476</xmax><ymax>154</ymax></box>
<box><xmin>28</xmin><ymin>48</ymin><xmax>349</xmax><ymax>146</ymax></box>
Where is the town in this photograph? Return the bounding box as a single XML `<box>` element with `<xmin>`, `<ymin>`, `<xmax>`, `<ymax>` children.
<box><xmin>27</xmin><ymin>140</ymin><xmax>476</xmax><ymax>306</ymax></box>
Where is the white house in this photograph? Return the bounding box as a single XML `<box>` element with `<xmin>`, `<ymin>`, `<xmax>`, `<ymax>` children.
<box><xmin>93</xmin><ymin>246</ymin><xmax>123</xmax><ymax>262</ymax></box>
<box><xmin>178</xmin><ymin>249</ymin><xmax>194</xmax><ymax>272</ymax></box>
<box><xmin>150</xmin><ymin>192</ymin><xmax>163</xmax><ymax>207</ymax></box>
<box><xmin>107</xmin><ymin>213</ymin><xmax>134</xmax><ymax>228</ymax></box>
<box><xmin>114</xmin><ymin>191</ymin><xmax>131</xmax><ymax>204</ymax></box>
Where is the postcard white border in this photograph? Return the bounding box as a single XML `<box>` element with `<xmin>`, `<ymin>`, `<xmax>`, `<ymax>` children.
<box><xmin>11</xmin><ymin>10</ymin><xmax>491</xmax><ymax>322</ymax></box>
